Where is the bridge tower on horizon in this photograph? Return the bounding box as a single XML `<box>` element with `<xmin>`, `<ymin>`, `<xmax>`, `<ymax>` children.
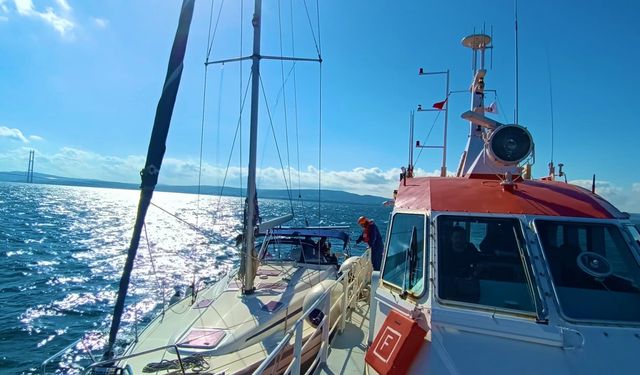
<box><xmin>27</xmin><ymin>150</ymin><xmax>34</xmax><ymax>183</ymax></box>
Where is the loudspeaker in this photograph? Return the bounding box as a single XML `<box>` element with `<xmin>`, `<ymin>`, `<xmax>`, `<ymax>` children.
<box><xmin>488</xmin><ymin>125</ymin><xmax>533</xmax><ymax>165</ymax></box>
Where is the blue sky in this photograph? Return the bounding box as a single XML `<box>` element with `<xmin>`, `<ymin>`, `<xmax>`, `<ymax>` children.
<box><xmin>0</xmin><ymin>0</ymin><xmax>638</xmax><ymax>210</ymax></box>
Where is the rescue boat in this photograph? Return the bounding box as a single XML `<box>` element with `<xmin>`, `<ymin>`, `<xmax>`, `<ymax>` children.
<box><xmin>352</xmin><ymin>33</ymin><xmax>640</xmax><ymax>375</ymax></box>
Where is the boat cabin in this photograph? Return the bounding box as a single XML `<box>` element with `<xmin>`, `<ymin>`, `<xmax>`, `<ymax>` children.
<box><xmin>374</xmin><ymin>176</ymin><xmax>640</xmax><ymax>373</ymax></box>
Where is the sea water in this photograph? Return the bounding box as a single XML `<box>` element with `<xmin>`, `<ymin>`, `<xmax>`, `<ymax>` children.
<box><xmin>0</xmin><ymin>182</ymin><xmax>390</xmax><ymax>374</ymax></box>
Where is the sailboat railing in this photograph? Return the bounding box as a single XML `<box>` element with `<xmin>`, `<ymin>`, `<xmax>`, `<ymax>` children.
<box><xmin>81</xmin><ymin>344</ymin><xmax>191</xmax><ymax>374</ymax></box>
<box><xmin>254</xmin><ymin>250</ymin><xmax>372</xmax><ymax>375</ymax></box>
<box><xmin>41</xmin><ymin>338</ymin><xmax>84</xmax><ymax>375</ymax></box>
<box><xmin>41</xmin><ymin>342</ymin><xmax>189</xmax><ymax>375</ymax></box>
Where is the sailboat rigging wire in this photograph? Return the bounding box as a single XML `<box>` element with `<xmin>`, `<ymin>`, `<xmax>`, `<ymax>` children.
<box><xmin>316</xmin><ymin>0</ymin><xmax>322</xmax><ymax>52</ymax></box>
<box><xmin>239</xmin><ymin>0</ymin><xmax>244</xmax><ymax>206</ymax></box>
<box><xmin>216</xmin><ymin>64</ymin><xmax>226</xmax><ymax>186</ymax></box>
<box><xmin>278</xmin><ymin>0</ymin><xmax>292</xmax><ymax>196</ymax></box>
<box><xmin>414</xmin><ymin>110</ymin><xmax>442</xmax><ymax>166</ymax></box>
<box><xmin>196</xmin><ymin>71</ymin><xmax>207</xmax><ymax>226</ymax></box>
<box><xmin>206</xmin><ymin>0</ymin><xmax>226</xmax><ymax>60</ymax></box>
<box><xmin>290</xmin><ymin>0</ymin><xmax>307</xmax><ymax>223</ymax></box>
<box><xmin>318</xmin><ymin>62</ymin><xmax>322</xmax><ymax>222</ymax></box>
<box><xmin>316</xmin><ymin>0</ymin><xmax>323</xmax><ymax>222</ymax></box>
<box><xmin>197</xmin><ymin>0</ymin><xmax>219</xmax><ymax>223</ymax></box>
<box><xmin>271</xmin><ymin>63</ymin><xmax>297</xmax><ymax>109</ymax></box>
<box><xmin>259</xmin><ymin>76</ymin><xmax>295</xmax><ymax>212</ymax></box>
<box><xmin>214</xmin><ymin>76</ymin><xmax>252</xmax><ymax>225</ymax></box>
<box><xmin>142</xmin><ymin>223</ymin><xmax>164</xmax><ymax>302</ymax></box>
<box><xmin>150</xmin><ymin>202</ymin><xmax>209</xmax><ymax>235</ymax></box>
<box><xmin>302</xmin><ymin>0</ymin><xmax>321</xmax><ymax>56</ymax></box>
<box><xmin>205</xmin><ymin>0</ymin><xmax>215</xmax><ymax>60</ymax></box>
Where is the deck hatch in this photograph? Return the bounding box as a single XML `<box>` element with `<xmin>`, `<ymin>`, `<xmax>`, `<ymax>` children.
<box><xmin>262</xmin><ymin>301</ymin><xmax>283</xmax><ymax>312</ymax></box>
<box><xmin>177</xmin><ymin>328</ymin><xmax>226</xmax><ymax>349</ymax></box>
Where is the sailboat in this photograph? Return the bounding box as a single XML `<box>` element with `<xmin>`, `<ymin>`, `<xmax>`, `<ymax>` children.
<box><xmin>38</xmin><ymin>1</ymin><xmax>372</xmax><ymax>374</ymax></box>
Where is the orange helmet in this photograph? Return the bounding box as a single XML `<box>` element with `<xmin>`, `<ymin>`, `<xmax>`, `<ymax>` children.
<box><xmin>357</xmin><ymin>216</ymin><xmax>368</xmax><ymax>226</ymax></box>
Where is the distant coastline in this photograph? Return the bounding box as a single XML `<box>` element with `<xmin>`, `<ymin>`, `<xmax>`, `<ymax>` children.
<box><xmin>0</xmin><ymin>171</ymin><xmax>388</xmax><ymax>206</ymax></box>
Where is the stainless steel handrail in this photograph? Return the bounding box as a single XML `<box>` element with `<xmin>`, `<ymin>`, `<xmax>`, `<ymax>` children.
<box><xmin>255</xmin><ymin>251</ymin><xmax>371</xmax><ymax>375</ymax></box>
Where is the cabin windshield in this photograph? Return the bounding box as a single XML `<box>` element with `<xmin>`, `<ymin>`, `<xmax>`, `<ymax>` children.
<box><xmin>381</xmin><ymin>213</ymin><xmax>426</xmax><ymax>296</ymax></box>
<box><xmin>536</xmin><ymin>220</ymin><xmax>640</xmax><ymax>323</ymax></box>
<box><xmin>437</xmin><ymin>215</ymin><xmax>538</xmax><ymax>314</ymax></box>
<box><xmin>259</xmin><ymin>237</ymin><xmax>338</xmax><ymax>265</ymax></box>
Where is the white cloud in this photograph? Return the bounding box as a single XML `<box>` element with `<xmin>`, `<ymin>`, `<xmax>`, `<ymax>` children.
<box><xmin>0</xmin><ymin>126</ymin><xmax>44</xmax><ymax>144</ymax></box>
<box><xmin>12</xmin><ymin>0</ymin><xmax>75</xmax><ymax>37</ymax></box>
<box><xmin>571</xmin><ymin>179</ymin><xmax>640</xmax><ymax>213</ymax></box>
<box><xmin>92</xmin><ymin>17</ymin><xmax>107</xmax><ymax>29</ymax></box>
<box><xmin>0</xmin><ymin>126</ymin><xmax>29</xmax><ymax>143</ymax></box>
<box><xmin>28</xmin><ymin>135</ymin><xmax>44</xmax><ymax>141</ymax></box>
<box><xmin>54</xmin><ymin>0</ymin><xmax>70</xmax><ymax>12</ymax></box>
<box><xmin>0</xmin><ymin>145</ymin><xmax>435</xmax><ymax>198</ymax></box>
<box><xmin>0</xmin><ymin>143</ymin><xmax>637</xmax><ymax>208</ymax></box>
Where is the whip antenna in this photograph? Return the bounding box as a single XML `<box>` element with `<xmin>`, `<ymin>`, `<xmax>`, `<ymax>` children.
<box><xmin>514</xmin><ymin>0</ymin><xmax>519</xmax><ymax>124</ymax></box>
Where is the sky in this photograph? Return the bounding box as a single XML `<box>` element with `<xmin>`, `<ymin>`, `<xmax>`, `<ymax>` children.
<box><xmin>0</xmin><ymin>0</ymin><xmax>639</xmax><ymax>210</ymax></box>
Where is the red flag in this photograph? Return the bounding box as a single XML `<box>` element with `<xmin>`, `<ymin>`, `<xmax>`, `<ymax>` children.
<box><xmin>432</xmin><ymin>98</ymin><xmax>447</xmax><ymax>110</ymax></box>
<box><xmin>485</xmin><ymin>101</ymin><xmax>498</xmax><ymax>114</ymax></box>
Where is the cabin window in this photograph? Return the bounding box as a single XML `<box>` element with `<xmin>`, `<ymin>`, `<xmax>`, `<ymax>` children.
<box><xmin>625</xmin><ymin>224</ymin><xmax>640</xmax><ymax>246</ymax></box>
<box><xmin>437</xmin><ymin>216</ymin><xmax>537</xmax><ymax>313</ymax></box>
<box><xmin>536</xmin><ymin>221</ymin><xmax>640</xmax><ymax>323</ymax></box>
<box><xmin>381</xmin><ymin>213</ymin><xmax>426</xmax><ymax>296</ymax></box>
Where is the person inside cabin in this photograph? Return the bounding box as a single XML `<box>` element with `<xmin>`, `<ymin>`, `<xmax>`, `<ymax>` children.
<box><xmin>439</xmin><ymin>226</ymin><xmax>480</xmax><ymax>302</ymax></box>
<box><xmin>319</xmin><ymin>236</ymin><xmax>338</xmax><ymax>265</ymax></box>
<box><xmin>447</xmin><ymin>226</ymin><xmax>479</xmax><ymax>276</ymax></box>
<box><xmin>356</xmin><ymin>216</ymin><xmax>384</xmax><ymax>271</ymax></box>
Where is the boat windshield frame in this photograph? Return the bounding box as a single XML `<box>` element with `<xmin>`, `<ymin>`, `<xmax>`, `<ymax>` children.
<box><xmin>380</xmin><ymin>211</ymin><xmax>429</xmax><ymax>300</ymax></box>
<box><xmin>533</xmin><ymin>217</ymin><xmax>640</xmax><ymax>326</ymax></box>
<box><xmin>256</xmin><ymin>235</ymin><xmax>341</xmax><ymax>265</ymax></box>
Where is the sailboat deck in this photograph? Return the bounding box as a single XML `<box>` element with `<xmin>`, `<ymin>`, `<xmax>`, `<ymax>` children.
<box><xmin>118</xmin><ymin>263</ymin><xmax>333</xmax><ymax>374</ymax></box>
<box><xmin>318</xmin><ymin>299</ymin><xmax>371</xmax><ymax>375</ymax></box>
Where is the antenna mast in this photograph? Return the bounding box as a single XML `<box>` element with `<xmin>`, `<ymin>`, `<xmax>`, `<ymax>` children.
<box><xmin>514</xmin><ymin>0</ymin><xmax>519</xmax><ymax>124</ymax></box>
<box><xmin>457</xmin><ymin>33</ymin><xmax>492</xmax><ymax>176</ymax></box>
<box><xmin>408</xmin><ymin>111</ymin><xmax>414</xmax><ymax>172</ymax></box>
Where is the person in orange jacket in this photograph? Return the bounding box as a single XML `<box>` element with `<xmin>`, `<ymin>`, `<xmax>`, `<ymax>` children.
<box><xmin>356</xmin><ymin>216</ymin><xmax>383</xmax><ymax>271</ymax></box>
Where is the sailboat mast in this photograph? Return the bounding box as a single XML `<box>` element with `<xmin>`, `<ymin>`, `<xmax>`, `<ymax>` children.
<box><xmin>102</xmin><ymin>0</ymin><xmax>195</xmax><ymax>360</ymax></box>
<box><xmin>241</xmin><ymin>0</ymin><xmax>263</xmax><ymax>294</ymax></box>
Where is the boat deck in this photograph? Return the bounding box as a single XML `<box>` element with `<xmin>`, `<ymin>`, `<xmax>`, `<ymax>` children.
<box><xmin>318</xmin><ymin>300</ymin><xmax>371</xmax><ymax>375</ymax></box>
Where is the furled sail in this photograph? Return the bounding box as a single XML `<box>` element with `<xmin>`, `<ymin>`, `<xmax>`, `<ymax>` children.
<box><xmin>102</xmin><ymin>0</ymin><xmax>196</xmax><ymax>360</ymax></box>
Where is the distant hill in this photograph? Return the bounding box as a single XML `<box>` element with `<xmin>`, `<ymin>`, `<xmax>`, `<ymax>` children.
<box><xmin>0</xmin><ymin>171</ymin><xmax>388</xmax><ymax>206</ymax></box>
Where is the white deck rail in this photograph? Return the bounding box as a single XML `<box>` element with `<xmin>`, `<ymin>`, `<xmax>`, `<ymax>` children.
<box><xmin>254</xmin><ymin>251</ymin><xmax>371</xmax><ymax>375</ymax></box>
